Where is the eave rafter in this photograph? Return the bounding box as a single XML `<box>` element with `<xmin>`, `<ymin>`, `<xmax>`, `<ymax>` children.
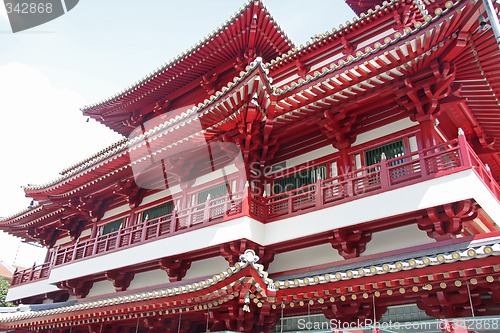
<box><xmin>270</xmin><ymin>5</ymin><xmax>469</xmax><ymax>128</ymax></box>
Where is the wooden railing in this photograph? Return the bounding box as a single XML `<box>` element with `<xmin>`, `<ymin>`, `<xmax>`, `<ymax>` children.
<box><xmin>52</xmin><ymin>191</ymin><xmax>245</xmax><ymax>267</ymax></box>
<box><xmin>10</xmin><ymin>262</ymin><xmax>52</xmax><ymax>285</ymax></box>
<box><xmin>250</xmin><ymin>138</ymin><xmax>475</xmax><ymax>220</ymax></box>
<box><xmin>11</xmin><ymin>134</ymin><xmax>499</xmax><ymax>286</ymax></box>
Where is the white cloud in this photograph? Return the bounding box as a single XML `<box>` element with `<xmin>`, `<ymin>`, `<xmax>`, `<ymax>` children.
<box><xmin>0</xmin><ymin>62</ymin><xmax>121</xmax><ymax>266</ymax></box>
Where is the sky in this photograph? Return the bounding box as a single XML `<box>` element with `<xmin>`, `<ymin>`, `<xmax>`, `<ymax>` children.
<box><xmin>0</xmin><ymin>1</ymin><xmax>356</xmax><ymax>268</ymax></box>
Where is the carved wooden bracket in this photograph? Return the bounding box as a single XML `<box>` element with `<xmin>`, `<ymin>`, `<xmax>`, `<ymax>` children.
<box><xmin>122</xmin><ymin>109</ymin><xmax>144</xmax><ymax>128</ymax></box>
<box><xmin>319</xmin><ymin>110</ymin><xmax>357</xmax><ymax>150</ymax></box>
<box><xmin>394</xmin><ymin>5</ymin><xmax>416</xmax><ymax>30</ymax></box>
<box><xmin>105</xmin><ymin>270</ymin><xmax>135</xmax><ymax>292</ymax></box>
<box><xmin>209</xmin><ymin>301</ymin><xmax>267</xmax><ymax>333</ymax></box>
<box><xmin>152</xmin><ymin>99</ymin><xmax>170</xmax><ymax>114</ymax></box>
<box><xmin>220</xmin><ymin>239</ymin><xmax>275</xmax><ymax>270</ymax></box>
<box><xmin>159</xmin><ymin>258</ymin><xmax>192</xmax><ymax>282</ymax></box>
<box><xmin>232</xmin><ymin>104</ymin><xmax>264</xmax><ymax>170</ymax></box>
<box><xmin>234</xmin><ymin>48</ymin><xmax>257</xmax><ymax>71</ymax></box>
<box><xmin>57</xmin><ymin>216</ymin><xmax>86</xmax><ymax>241</ymax></box>
<box><xmin>200</xmin><ymin>72</ymin><xmax>219</xmax><ymax>95</ymax></box>
<box><xmin>403</xmin><ymin>60</ymin><xmax>458</xmax><ymax>122</ymax></box>
<box><xmin>66</xmin><ymin>195</ymin><xmax>107</xmax><ymax>221</ymax></box>
<box><xmin>341</xmin><ymin>36</ymin><xmax>356</xmax><ymax>55</ymax></box>
<box><xmin>329</xmin><ymin>228</ymin><xmax>372</xmax><ymax>259</ymax></box>
<box><xmin>29</xmin><ymin>226</ymin><xmax>60</xmax><ymax>248</ymax></box>
<box><xmin>324</xmin><ymin>301</ymin><xmax>386</xmax><ymax>324</ymax></box>
<box><xmin>418</xmin><ymin>200</ymin><xmax>477</xmax><ymax>241</ymax></box>
<box><xmin>57</xmin><ymin>279</ymin><xmax>93</xmax><ymax>298</ymax></box>
<box><xmin>417</xmin><ymin>288</ymin><xmax>481</xmax><ymax>319</ymax></box>
<box><xmin>295</xmin><ymin>60</ymin><xmax>310</xmax><ymax>79</ymax></box>
<box><xmin>113</xmin><ymin>179</ymin><xmax>147</xmax><ymax>209</ymax></box>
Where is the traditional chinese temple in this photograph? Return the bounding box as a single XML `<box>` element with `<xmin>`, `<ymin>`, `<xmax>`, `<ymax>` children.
<box><xmin>1</xmin><ymin>0</ymin><xmax>500</xmax><ymax>332</ymax></box>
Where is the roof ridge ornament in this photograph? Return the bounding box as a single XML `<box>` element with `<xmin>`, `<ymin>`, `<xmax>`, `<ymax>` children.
<box><xmin>239</xmin><ymin>249</ymin><xmax>260</xmax><ymax>264</ymax></box>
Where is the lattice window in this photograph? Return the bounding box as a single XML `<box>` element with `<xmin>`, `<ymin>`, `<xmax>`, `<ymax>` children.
<box><xmin>101</xmin><ymin>218</ymin><xmax>123</xmax><ymax>235</ymax></box>
<box><xmin>364</xmin><ymin>139</ymin><xmax>405</xmax><ymax>166</ymax></box>
<box><xmin>273</xmin><ymin>164</ymin><xmax>327</xmax><ymax>195</ymax></box>
<box><xmin>141</xmin><ymin>202</ymin><xmax>173</xmax><ymax>222</ymax></box>
<box><xmin>196</xmin><ymin>183</ymin><xmax>229</xmax><ymax>204</ymax></box>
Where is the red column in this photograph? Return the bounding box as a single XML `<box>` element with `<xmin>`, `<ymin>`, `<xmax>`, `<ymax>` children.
<box><xmin>419</xmin><ymin>116</ymin><xmax>437</xmax><ymax>150</ymax></box>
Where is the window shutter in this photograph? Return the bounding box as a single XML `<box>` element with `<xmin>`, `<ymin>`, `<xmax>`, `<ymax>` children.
<box><xmin>364</xmin><ymin>140</ymin><xmax>405</xmax><ymax>166</ymax></box>
<box><xmin>101</xmin><ymin>219</ymin><xmax>123</xmax><ymax>235</ymax></box>
<box><xmin>142</xmin><ymin>202</ymin><xmax>173</xmax><ymax>222</ymax></box>
<box><xmin>197</xmin><ymin>183</ymin><xmax>228</xmax><ymax>204</ymax></box>
<box><xmin>273</xmin><ymin>164</ymin><xmax>326</xmax><ymax>195</ymax></box>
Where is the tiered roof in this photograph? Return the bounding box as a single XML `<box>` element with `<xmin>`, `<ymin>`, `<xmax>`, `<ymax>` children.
<box><xmin>82</xmin><ymin>0</ymin><xmax>294</xmax><ymax>136</ymax></box>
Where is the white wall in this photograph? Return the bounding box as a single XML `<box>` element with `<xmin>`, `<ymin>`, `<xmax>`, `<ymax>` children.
<box><xmin>363</xmin><ymin>225</ymin><xmax>432</xmax><ymax>256</ymax></box>
<box><xmin>268</xmin><ymin>244</ymin><xmax>342</xmax><ymax>274</ymax></box>
<box><xmin>86</xmin><ymin>280</ymin><xmax>115</xmax><ymax>298</ymax></box>
<box><xmin>353</xmin><ymin>118</ymin><xmax>416</xmax><ymax>147</ymax></box>
<box><xmin>128</xmin><ymin>269</ymin><xmax>168</xmax><ymax>290</ymax></box>
<box><xmin>183</xmin><ymin>256</ymin><xmax>229</xmax><ymax>280</ymax></box>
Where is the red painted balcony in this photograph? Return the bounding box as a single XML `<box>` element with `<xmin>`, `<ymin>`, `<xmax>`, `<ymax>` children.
<box><xmin>10</xmin><ymin>134</ymin><xmax>500</xmax><ymax>286</ymax></box>
<box><xmin>10</xmin><ymin>262</ymin><xmax>51</xmax><ymax>286</ymax></box>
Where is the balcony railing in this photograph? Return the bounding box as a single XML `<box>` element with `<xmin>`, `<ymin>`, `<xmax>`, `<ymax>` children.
<box><xmin>53</xmin><ymin>191</ymin><xmax>245</xmax><ymax>267</ymax></box>
<box><xmin>11</xmin><ymin>134</ymin><xmax>499</xmax><ymax>286</ymax></box>
<box><xmin>10</xmin><ymin>262</ymin><xmax>52</xmax><ymax>285</ymax></box>
<box><xmin>250</xmin><ymin>137</ymin><xmax>486</xmax><ymax>220</ymax></box>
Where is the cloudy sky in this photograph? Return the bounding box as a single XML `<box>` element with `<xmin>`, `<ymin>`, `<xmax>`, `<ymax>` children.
<box><xmin>0</xmin><ymin>1</ymin><xmax>355</xmax><ymax>267</ymax></box>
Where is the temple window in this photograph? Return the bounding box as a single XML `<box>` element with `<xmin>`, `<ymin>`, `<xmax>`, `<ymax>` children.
<box><xmin>195</xmin><ymin>183</ymin><xmax>230</xmax><ymax>205</ymax></box>
<box><xmin>364</xmin><ymin>139</ymin><xmax>405</xmax><ymax>166</ymax></box>
<box><xmin>140</xmin><ymin>202</ymin><xmax>173</xmax><ymax>223</ymax></box>
<box><xmin>100</xmin><ymin>218</ymin><xmax>123</xmax><ymax>236</ymax></box>
<box><xmin>272</xmin><ymin>164</ymin><xmax>327</xmax><ymax>195</ymax></box>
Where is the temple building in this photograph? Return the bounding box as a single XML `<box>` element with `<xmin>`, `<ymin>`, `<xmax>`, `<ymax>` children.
<box><xmin>1</xmin><ymin>0</ymin><xmax>500</xmax><ymax>332</ymax></box>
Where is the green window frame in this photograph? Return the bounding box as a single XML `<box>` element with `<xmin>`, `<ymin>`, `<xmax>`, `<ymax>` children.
<box><xmin>101</xmin><ymin>218</ymin><xmax>123</xmax><ymax>236</ymax></box>
<box><xmin>364</xmin><ymin>139</ymin><xmax>405</xmax><ymax>167</ymax></box>
<box><xmin>141</xmin><ymin>202</ymin><xmax>173</xmax><ymax>222</ymax></box>
<box><xmin>196</xmin><ymin>183</ymin><xmax>228</xmax><ymax>205</ymax></box>
<box><xmin>273</xmin><ymin>164</ymin><xmax>327</xmax><ymax>195</ymax></box>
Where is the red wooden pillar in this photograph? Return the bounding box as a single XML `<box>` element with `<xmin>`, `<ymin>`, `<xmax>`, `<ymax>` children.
<box><xmin>337</xmin><ymin>145</ymin><xmax>351</xmax><ymax>177</ymax></box>
<box><xmin>419</xmin><ymin>116</ymin><xmax>437</xmax><ymax>150</ymax></box>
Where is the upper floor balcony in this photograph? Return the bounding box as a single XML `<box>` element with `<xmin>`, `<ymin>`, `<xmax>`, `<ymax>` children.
<box><xmin>10</xmin><ymin>132</ymin><xmax>500</xmax><ymax>288</ymax></box>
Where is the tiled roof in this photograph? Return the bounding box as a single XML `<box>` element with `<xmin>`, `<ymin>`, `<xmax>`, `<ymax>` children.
<box><xmin>1</xmin><ymin>239</ymin><xmax>499</xmax><ymax>328</ymax></box>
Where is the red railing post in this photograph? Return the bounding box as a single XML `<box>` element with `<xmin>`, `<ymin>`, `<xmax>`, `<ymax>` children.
<box><xmin>28</xmin><ymin>263</ymin><xmax>36</xmax><ymax>282</ymax></box>
<box><xmin>203</xmin><ymin>194</ymin><xmax>211</xmax><ymax>222</ymax></box>
<box><xmin>379</xmin><ymin>153</ymin><xmax>390</xmax><ymax>189</ymax></box>
<box><xmin>12</xmin><ymin>267</ymin><xmax>18</xmax><ymax>285</ymax></box>
<box><xmin>170</xmin><ymin>210</ymin><xmax>177</xmax><ymax>233</ymax></box>
<box><xmin>116</xmin><ymin>228</ymin><xmax>122</xmax><ymax>248</ymax></box>
<box><xmin>92</xmin><ymin>235</ymin><xmax>99</xmax><ymax>256</ymax></box>
<box><xmin>242</xmin><ymin>183</ymin><xmax>250</xmax><ymax>216</ymax></box>
<box><xmin>457</xmin><ymin>128</ymin><xmax>472</xmax><ymax>168</ymax></box>
<box><xmin>315</xmin><ymin>178</ymin><xmax>322</xmax><ymax>208</ymax></box>
<box><xmin>71</xmin><ymin>240</ymin><xmax>79</xmax><ymax>261</ymax></box>
<box><xmin>263</xmin><ymin>194</ymin><xmax>268</xmax><ymax>221</ymax></box>
<box><xmin>141</xmin><ymin>221</ymin><xmax>148</xmax><ymax>241</ymax></box>
<box><xmin>156</xmin><ymin>219</ymin><xmax>161</xmax><ymax>237</ymax></box>
<box><xmin>346</xmin><ymin>172</ymin><xmax>354</xmax><ymax>197</ymax></box>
